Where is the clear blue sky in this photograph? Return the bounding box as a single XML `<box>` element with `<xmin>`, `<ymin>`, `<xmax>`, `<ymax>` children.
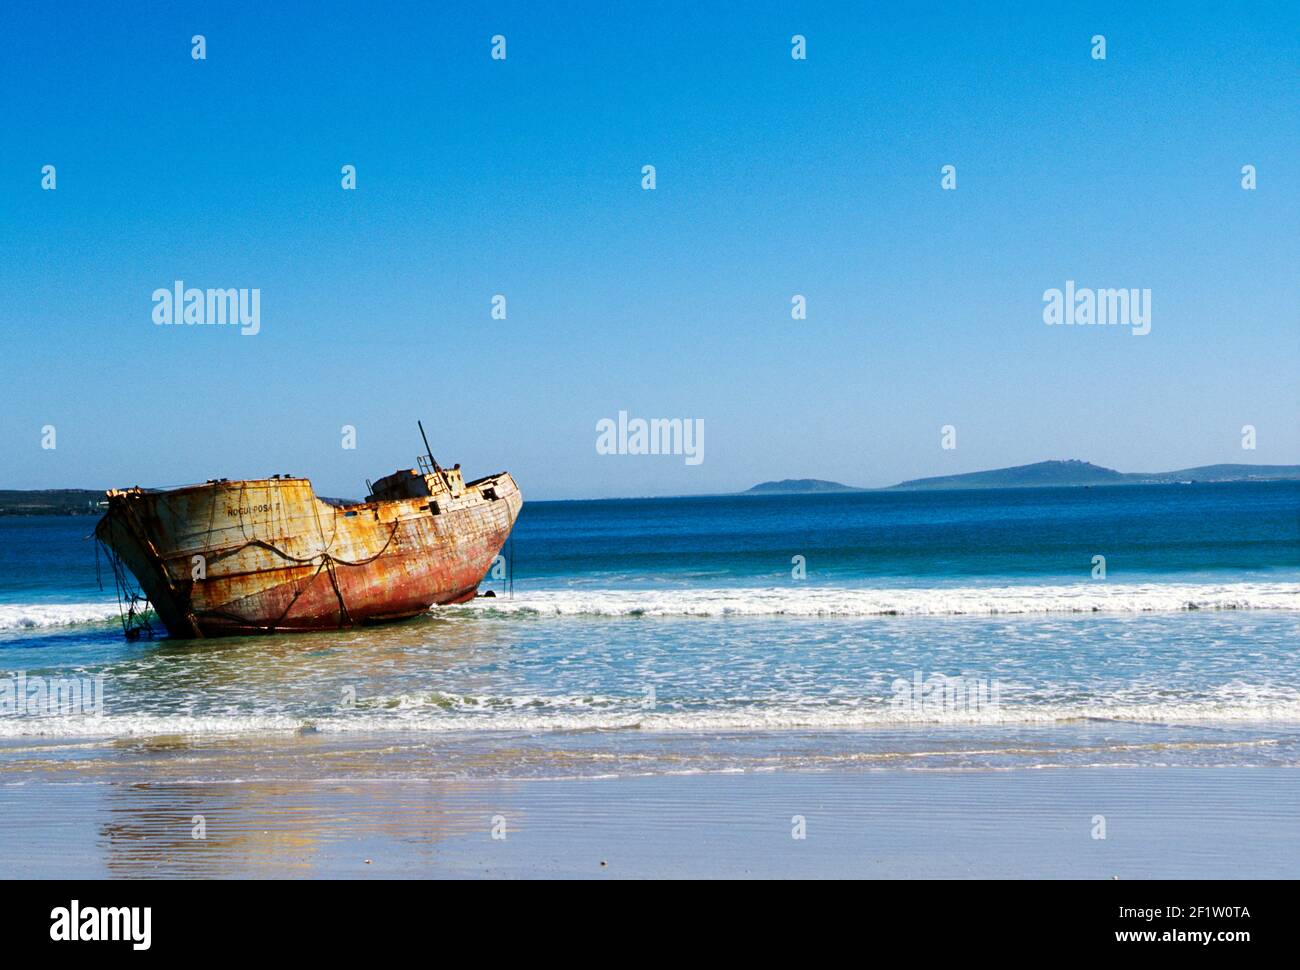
<box><xmin>2</xmin><ymin>1</ymin><xmax>1296</xmax><ymax>499</ymax></box>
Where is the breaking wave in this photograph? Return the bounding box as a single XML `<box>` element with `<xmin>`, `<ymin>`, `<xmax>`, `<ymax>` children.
<box><xmin>449</xmin><ymin>582</ymin><xmax>1300</xmax><ymax>618</ymax></box>
<box><xmin>3</xmin><ymin>694</ymin><xmax>1300</xmax><ymax>739</ymax></box>
<box><xmin>5</xmin><ymin>582</ymin><xmax>1295</xmax><ymax>635</ymax></box>
<box><xmin>0</xmin><ymin>602</ymin><xmax>123</xmax><ymax>632</ymax></box>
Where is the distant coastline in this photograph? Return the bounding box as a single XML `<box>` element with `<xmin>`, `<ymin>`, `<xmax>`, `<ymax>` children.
<box><xmin>0</xmin><ymin>489</ymin><xmax>106</xmax><ymax>516</ymax></box>
<box><xmin>5</xmin><ymin>460</ymin><xmax>1300</xmax><ymax>514</ymax></box>
<box><xmin>743</xmin><ymin>460</ymin><xmax>1300</xmax><ymax>495</ymax></box>
<box><xmin>741</xmin><ymin>478</ymin><xmax>863</xmax><ymax>495</ymax></box>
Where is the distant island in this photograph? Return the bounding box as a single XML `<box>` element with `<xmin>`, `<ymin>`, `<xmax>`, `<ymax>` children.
<box><xmin>0</xmin><ymin>488</ymin><xmax>360</xmax><ymax>516</ymax></box>
<box><xmin>744</xmin><ymin>460</ymin><xmax>1300</xmax><ymax>495</ymax></box>
<box><xmin>742</xmin><ymin>478</ymin><xmax>865</xmax><ymax>495</ymax></box>
<box><xmin>0</xmin><ymin>489</ymin><xmax>107</xmax><ymax>516</ymax></box>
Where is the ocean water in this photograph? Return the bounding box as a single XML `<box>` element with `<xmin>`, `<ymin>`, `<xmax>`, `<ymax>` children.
<box><xmin>1</xmin><ymin>481</ymin><xmax>1298</xmax><ymax>778</ymax></box>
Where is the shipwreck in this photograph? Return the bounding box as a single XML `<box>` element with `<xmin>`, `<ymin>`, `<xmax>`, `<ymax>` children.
<box><xmin>95</xmin><ymin>424</ymin><xmax>521</xmax><ymax>638</ymax></box>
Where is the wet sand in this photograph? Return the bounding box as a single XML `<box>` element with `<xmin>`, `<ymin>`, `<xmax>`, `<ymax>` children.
<box><xmin>1</xmin><ymin>759</ymin><xmax>1296</xmax><ymax>878</ymax></box>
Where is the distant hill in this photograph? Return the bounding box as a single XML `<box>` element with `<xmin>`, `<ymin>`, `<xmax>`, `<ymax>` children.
<box><xmin>890</xmin><ymin>460</ymin><xmax>1300</xmax><ymax>490</ymax></box>
<box><xmin>0</xmin><ymin>489</ymin><xmax>106</xmax><ymax>516</ymax></box>
<box><xmin>891</xmin><ymin>460</ymin><xmax>1128</xmax><ymax>490</ymax></box>
<box><xmin>741</xmin><ymin>460</ymin><xmax>1300</xmax><ymax>495</ymax></box>
<box><xmin>743</xmin><ymin>478</ymin><xmax>864</xmax><ymax>495</ymax></box>
<box><xmin>1126</xmin><ymin>464</ymin><xmax>1300</xmax><ymax>484</ymax></box>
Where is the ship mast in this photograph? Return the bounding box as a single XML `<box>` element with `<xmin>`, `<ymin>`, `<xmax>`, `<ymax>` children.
<box><xmin>418</xmin><ymin>420</ymin><xmax>443</xmax><ymax>474</ymax></box>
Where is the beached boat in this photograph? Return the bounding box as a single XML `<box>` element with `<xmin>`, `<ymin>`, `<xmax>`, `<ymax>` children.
<box><xmin>95</xmin><ymin>432</ymin><xmax>521</xmax><ymax>638</ymax></box>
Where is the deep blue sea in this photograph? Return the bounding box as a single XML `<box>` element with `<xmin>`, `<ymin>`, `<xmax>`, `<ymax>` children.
<box><xmin>1</xmin><ymin>482</ymin><xmax>1298</xmax><ymax>777</ymax></box>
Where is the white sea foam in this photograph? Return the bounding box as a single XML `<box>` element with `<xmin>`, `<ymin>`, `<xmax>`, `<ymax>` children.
<box><xmin>0</xmin><ymin>602</ymin><xmax>122</xmax><ymax>631</ymax></box>
<box><xmin>0</xmin><ymin>713</ymin><xmax>303</xmax><ymax>738</ymax></box>
<box><xmin>3</xmin><ymin>694</ymin><xmax>1300</xmax><ymax>738</ymax></box>
<box><xmin>5</xmin><ymin>582</ymin><xmax>1295</xmax><ymax>634</ymax></box>
<box><xmin>451</xmin><ymin>582</ymin><xmax>1300</xmax><ymax>618</ymax></box>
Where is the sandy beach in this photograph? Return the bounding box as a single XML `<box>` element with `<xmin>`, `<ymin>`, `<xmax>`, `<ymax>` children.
<box><xmin>1</xmin><ymin>732</ymin><xmax>1296</xmax><ymax>879</ymax></box>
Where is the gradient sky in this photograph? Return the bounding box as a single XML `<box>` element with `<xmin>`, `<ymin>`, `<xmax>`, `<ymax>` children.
<box><xmin>2</xmin><ymin>1</ymin><xmax>1296</xmax><ymax>499</ymax></box>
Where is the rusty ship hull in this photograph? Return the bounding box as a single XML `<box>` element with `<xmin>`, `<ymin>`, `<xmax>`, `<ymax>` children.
<box><xmin>95</xmin><ymin>466</ymin><xmax>521</xmax><ymax>638</ymax></box>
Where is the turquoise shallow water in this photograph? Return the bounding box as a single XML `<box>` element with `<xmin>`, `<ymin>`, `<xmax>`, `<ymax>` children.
<box><xmin>0</xmin><ymin>482</ymin><xmax>1297</xmax><ymax>773</ymax></box>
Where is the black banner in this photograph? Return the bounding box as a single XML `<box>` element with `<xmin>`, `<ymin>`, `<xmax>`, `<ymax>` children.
<box><xmin>5</xmin><ymin>879</ymin><xmax>1280</xmax><ymax>956</ymax></box>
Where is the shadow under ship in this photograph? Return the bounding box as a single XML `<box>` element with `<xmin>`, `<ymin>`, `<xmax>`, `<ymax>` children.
<box><xmin>95</xmin><ymin>431</ymin><xmax>521</xmax><ymax>638</ymax></box>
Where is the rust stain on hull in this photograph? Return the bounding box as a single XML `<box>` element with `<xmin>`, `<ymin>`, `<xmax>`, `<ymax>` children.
<box><xmin>95</xmin><ymin>465</ymin><xmax>521</xmax><ymax>638</ymax></box>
